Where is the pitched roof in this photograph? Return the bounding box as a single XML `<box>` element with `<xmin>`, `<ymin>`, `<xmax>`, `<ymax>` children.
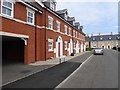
<box><xmin>56</xmin><ymin>9</ymin><xmax>68</xmax><ymax>15</ymax></box>
<box><xmin>40</xmin><ymin>0</ymin><xmax>56</xmax><ymax>2</ymax></box>
<box><xmin>74</xmin><ymin>22</ymin><xmax>80</xmax><ymax>26</ymax></box>
<box><xmin>86</xmin><ymin>34</ymin><xmax>120</xmax><ymax>42</ymax></box>
<box><xmin>67</xmin><ymin>17</ymin><xmax>75</xmax><ymax>21</ymax></box>
<box><xmin>22</xmin><ymin>0</ymin><xmax>43</xmax><ymax>12</ymax></box>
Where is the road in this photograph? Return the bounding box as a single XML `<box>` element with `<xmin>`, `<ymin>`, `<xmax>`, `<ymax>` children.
<box><xmin>56</xmin><ymin>50</ymin><xmax>118</xmax><ymax>88</ymax></box>
<box><xmin>2</xmin><ymin>52</ymin><xmax>92</xmax><ymax>89</ymax></box>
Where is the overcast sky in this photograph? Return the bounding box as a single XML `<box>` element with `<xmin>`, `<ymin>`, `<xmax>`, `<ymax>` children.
<box><xmin>56</xmin><ymin>0</ymin><xmax>118</xmax><ymax>35</ymax></box>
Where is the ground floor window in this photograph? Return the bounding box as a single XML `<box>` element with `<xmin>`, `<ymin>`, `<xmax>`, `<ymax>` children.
<box><xmin>48</xmin><ymin>39</ymin><xmax>53</xmax><ymax>51</ymax></box>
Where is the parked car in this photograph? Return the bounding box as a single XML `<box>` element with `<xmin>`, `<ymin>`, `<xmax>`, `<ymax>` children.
<box><xmin>112</xmin><ymin>47</ymin><xmax>117</xmax><ymax>50</ymax></box>
<box><xmin>93</xmin><ymin>48</ymin><xmax>104</xmax><ymax>55</ymax></box>
<box><xmin>117</xmin><ymin>46</ymin><xmax>120</xmax><ymax>52</ymax></box>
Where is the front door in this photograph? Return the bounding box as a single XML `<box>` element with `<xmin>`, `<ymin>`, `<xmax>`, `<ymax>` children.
<box><xmin>58</xmin><ymin>43</ymin><xmax>60</xmax><ymax>57</ymax></box>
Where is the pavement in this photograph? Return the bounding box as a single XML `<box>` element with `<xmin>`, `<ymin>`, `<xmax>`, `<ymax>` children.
<box><xmin>2</xmin><ymin>51</ymin><xmax>90</xmax><ymax>86</ymax></box>
<box><xmin>55</xmin><ymin>49</ymin><xmax>118</xmax><ymax>88</ymax></box>
<box><xmin>2</xmin><ymin>51</ymin><xmax>92</xmax><ymax>89</ymax></box>
<box><xmin>29</xmin><ymin>52</ymin><xmax>87</xmax><ymax>66</ymax></box>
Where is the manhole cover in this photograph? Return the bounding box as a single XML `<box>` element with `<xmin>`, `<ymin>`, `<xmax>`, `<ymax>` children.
<box><xmin>20</xmin><ymin>70</ymin><xmax>31</xmax><ymax>73</ymax></box>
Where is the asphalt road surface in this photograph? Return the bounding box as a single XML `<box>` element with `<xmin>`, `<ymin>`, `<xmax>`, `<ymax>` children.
<box><xmin>56</xmin><ymin>50</ymin><xmax>118</xmax><ymax>88</ymax></box>
<box><xmin>2</xmin><ymin>52</ymin><xmax>92</xmax><ymax>89</ymax></box>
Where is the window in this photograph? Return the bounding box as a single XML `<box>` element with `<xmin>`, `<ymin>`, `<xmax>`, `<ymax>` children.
<box><xmin>108</xmin><ymin>36</ymin><xmax>112</xmax><ymax>40</ymax></box>
<box><xmin>64</xmin><ymin>41</ymin><xmax>67</xmax><ymax>50</ymax></box>
<box><xmin>69</xmin><ymin>28</ymin><xmax>71</xmax><ymax>36</ymax></box>
<box><xmin>74</xmin><ymin>43</ymin><xmax>76</xmax><ymax>49</ymax></box>
<box><xmin>73</xmin><ymin>21</ymin><xmax>75</xmax><ymax>26</ymax></box>
<box><xmin>78</xmin><ymin>26</ymin><xmax>80</xmax><ymax>29</ymax></box>
<box><xmin>64</xmin><ymin>13</ymin><xmax>68</xmax><ymax>20</ymax></box>
<box><xmin>48</xmin><ymin>16</ymin><xmax>53</xmax><ymax>29</ymax></box>
<box><xmin>93</xmin><ymin>37</ymin><xmax>95</xmax><ymax>41</ymax></box>
<box><xmin>64</xmin><ymin>25</ymin><xmax>67</xmax><ymax>34</ymax></box>
<box><xmin>76</xmin><ymin>31</ymin><xmax>78</xmax><ymax>38</ymax></box>
<box><xmin>50</xmin><ymin>1</ymin><xmax>54</xmax><ymax>11</ymax></box>
<box><xmin>73</xmin><ymin>30</ymin><xmax>75</xmax><ymax>37</ymax></box>
<box><xmin>100</xmin><ymin>37</ymin><xmax>103</xmax><ymax>40</ymax></box>
<box><xmin>48</xmin><ymin>39</ymin><xmax>53</xmax><ymax>51</ymax></box>
<box><xmin>56</xmin><ymin>20</ymin><xmax>60</xmax><ymax>32</ymax></box>
<box><xmin>27</xmin><ymin>8</ymin><xmax>35</xmax><ymax>24</ymax></box>
<box><xmin>1</xmin><ymin>0</ymin><xmax>14</xmax><ymax>17</ymax></box>
<box><xmin>79</xmin><ymin>33</ymin><xmax>80</xmax><ymax>38</ymax></box>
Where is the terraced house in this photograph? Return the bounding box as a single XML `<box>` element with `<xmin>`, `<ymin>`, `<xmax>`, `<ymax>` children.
<box><xmin>1</xmin><ymin>0</ymin><xmax>86</xmax><ymax>64</ymax></box>
<box><xmin>85</xmin><ymin>32</ymin><xmax>120</xmax><ymax>49</ymax></box>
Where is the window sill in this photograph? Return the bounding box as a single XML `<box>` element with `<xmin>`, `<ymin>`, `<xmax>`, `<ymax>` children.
<box><xmin>48</xmin><ymin>50</ymin><xmax>54</xmax><ymax>52</ymax></box>
<box><xmin>1</xmin><ymin>14</ymin><xmax>13</xmax><ymax>19</ymax></box>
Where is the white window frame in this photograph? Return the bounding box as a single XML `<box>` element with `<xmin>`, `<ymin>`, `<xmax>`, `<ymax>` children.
<box><xmin>93</xmin><ymin>37</ymin><xmax>95</xmax><ymax>41</ymax></box>
<box><xmin>79</xmin><ymin>33</ymin><xmax>80</xmax><ymax>39</ymax></box>
<box><xmin>26</xmin><ymin>8</ymin><xmax>35</xmax><ymax>25</ymax></box>
<box><xmin>48</xmin><ymin>16</ymin><xmax>53</xmax><ymax>29</ymax></box>
<box><xmin>64</xmin><ymin>13</ymin><xmax>68</xmax><ymax>20</ymax></box>
<box><xmin>73</xmin><ymin>30</ymin><xmax>75</xmax><ymax>37</ymax></box>
<box><xmin>64</xmin><ymin>25</ymin><xmax>67</xmax><ymax>35</ymax></box>
<box><xmin>76</xmin><ymin>31</ymin><xmax>78</xmax><ymax>38</ymax></box>
<box><xmin>50</xmin><ymin>1</ymin><xmax>54</xmax><ymax>11</ymax></box>
<box><xmin>100</xmin><ymin>37</ymin><xmax>103</xmax><ymax>40</ymax></box>
<box><xmin>56</xmin><ymin>20</ymin><xmax>60</xmax><ymax>32</ymax></box>
<box><xmin>64</xmin><ymin>41</ymin><xmax>67</xmax><ymax>50</ymax></box>
<box><xmin>69</xmin><ymin>27</ymin><xmax>71</xmax><ymax>36</ymax></box>
<box><xmin>48</xmin><ymin>39</ymin><xmax>54</xmax><ymax>52</ymax></box>
<box><xmin>1</xmin><ymin>0</ymin><xmax>14</xmax><ymax>17</ymax></box>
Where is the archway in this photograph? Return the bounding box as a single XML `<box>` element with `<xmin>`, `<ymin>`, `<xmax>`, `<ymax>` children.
<box><xmin>68</xmin><ymin>39</ymin><xmax>73</xmax><ymax>55</ymax></box>
<box><xmin>56</xmin><ymin>36</ymin><xmax>63</xmax><ymax>58</ymax></box>
<box><xmin>76</xmin><ymin>40</ymin><xmax>79</xmax><ymax>53</ymax></box>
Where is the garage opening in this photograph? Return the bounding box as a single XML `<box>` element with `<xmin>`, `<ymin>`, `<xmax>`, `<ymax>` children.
<box><xmin>2</xmin><ymin>36</ymin><xmax>24</xmax><ymax>65</ymax></box>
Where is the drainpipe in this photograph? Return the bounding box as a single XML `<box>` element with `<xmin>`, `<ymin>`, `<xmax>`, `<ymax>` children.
<box><xmin>35</xmin><ymin>11</ymin><xmax>38</xmax><ymax>62</ymax></box>
<box><xmin>72</xmin><ymin>28</ymin><xmax>74</xmax><ymax>55</ymax></box>
<box><xmin>44</xmin><ymin>9</ymin><xmax>47</xmax><ymax>61</ymax></box>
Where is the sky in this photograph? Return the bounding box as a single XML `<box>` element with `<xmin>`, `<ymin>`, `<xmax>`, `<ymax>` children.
<box><xmin>56</xmin><ymin>0</ymin><xmax>118</xmax><ymax>35</ymax></box>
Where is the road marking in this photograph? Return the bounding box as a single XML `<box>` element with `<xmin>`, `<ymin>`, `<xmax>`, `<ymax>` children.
<box><xmin>55</xmin><ymin>54</ymin><xmax>94</xmax><ymax>89</ymax></box>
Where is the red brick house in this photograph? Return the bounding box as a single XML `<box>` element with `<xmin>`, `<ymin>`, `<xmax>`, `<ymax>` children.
<box><xmin>1</xmin><ymin>0</ymin><xmax>86</xmax><ymax>64</ymax></box>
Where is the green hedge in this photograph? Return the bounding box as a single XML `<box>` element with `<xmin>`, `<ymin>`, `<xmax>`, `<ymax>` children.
<box><xmin>86</xmin><ymin>48</ymin><xmax>92</xmax><ymax>51</ymax></box>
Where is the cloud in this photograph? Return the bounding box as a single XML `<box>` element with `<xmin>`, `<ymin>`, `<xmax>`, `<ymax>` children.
<box><xmin>56</xmin><ymin>1</ymin><xmax>118</xmax><ymax>34</ymax></box>
<box><xmin>57</xmin><ymin>0</ymin><xmax>118</xmax><ymax>3</ymax></box>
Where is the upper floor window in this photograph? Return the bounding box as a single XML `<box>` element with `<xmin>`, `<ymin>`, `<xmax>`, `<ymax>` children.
<box><xmin>93</xmin><ymin>37</ymin><xmax>95</xmax><ymax>41</ymax></box>
<box><xmin>73</xmin><ymin>30</ymin><xmax>75</xmax><ymax>37</ymax></box>
<box><xmin>64</xmin><ymin>25</ymin><xmax>67</xmax><ymax>34</ymax></box>
<box><xmin>69</xmin><ymin>28</ymin><xmax>71</xmax><ymax>36</ymax></box>
<box><xmin>56</xmin><ymin>20</ymin><xmax>60</xmax><ymax>32</ymax></box>
<box><xmin>27</xmin><ymin>8</ymin><xmax>35</xmax><ymax>25</ymax></box>
<box><xmin>1</xmin><ymin>0</ymin><xmax>14</xmax><ymax>17</ymax></box>
<box><xmin>79</xmin><ymin>33</ymin><xmax>80</xmax><ymax>38</ymax></box>
<box><xmin>64</xmin><ymin>13</ymin><xmax>68</xmax><ymax>20</ymax></box>
<box><xmin>50</xmin><ymin>1</ymin><xmax>55</xmax><ymax>11</ymax></box>
<box><xmin>76</xmin><ymin>31</ymin><xmax>78</xmax><ymax>38</ymax></box>
<box><xmin>48</xmin><ymin>16</ymin><xmax>53</xmax><ymax>29</ymax></box>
